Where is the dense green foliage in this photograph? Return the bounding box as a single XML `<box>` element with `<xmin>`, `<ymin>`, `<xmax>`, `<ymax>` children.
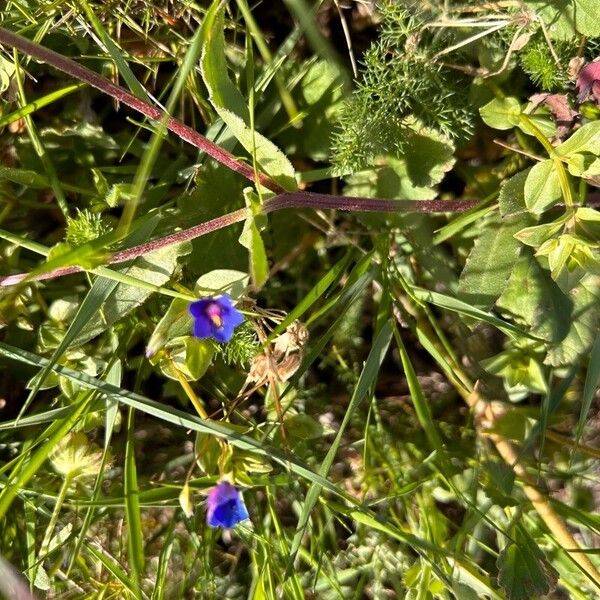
<box><xmin>0</xmin><ymin>0</ymin><xmax>600</xmax><ymax>598</ymax></box>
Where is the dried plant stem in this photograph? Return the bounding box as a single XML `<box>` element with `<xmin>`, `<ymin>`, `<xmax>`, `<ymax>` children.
<box><xmin>465</xmin><ymin>388</ymin><xmax>600</xmax><ymax>588</ymax></box>
<box><xmin>396</xmin><ymin>294</ymin><xmax>600</xmax><ymax>589</ymax></box>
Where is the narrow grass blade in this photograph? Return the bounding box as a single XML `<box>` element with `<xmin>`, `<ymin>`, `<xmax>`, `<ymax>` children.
<box><xmin>0</xmin><ymin>394</ymin><xmax>92</xmax><ymax>520</ymax></box>
<box><xmin>411</xmin><ymin>286</ymin><xmax>533</xmax><ymax>339</ymax></box>
<box><xmin>13</xmin><ymin>52</ymin><xmax>68</xmax><ymax>216</ymax></box>
<box><xmin>125</xmin><ymin>407</ymin><xmax>144</xmax><ymax>599</ymax></box>
<box><xmin>574</xmin><ymin>334</ymin><xmax>600</xmax><ymax>453</ymax></box>
<box><xmin>287</xmin><ymin>321</ymin><xmax>392</xmax><ymax>570</ymax></box>
<box><xmin>150</xmin><ymin>519</ymin><xmax>175</xmax><ymax>600</ymax></box>
<box><xmin>85</xmin><ymin>543</ymin><xmax>142</xmax><ymax>599</ymax></box>
<box><xmin>393</xmin><ymin>324</ymin><xmax>445</xmax><ymax>453</ymax></box>
<box><xmin>77</xmin><ymin>0</ymin><xmax>152</xmax><ymax>103</ymax></box>
<box><xmin>0</xmin><ymin>82</ymin><xmax>84</xmax><ymax>128</ymax></box>
<box><xmin>0</xmin><ymin>407</ymin><xmax>72</xmax><ymax>430</ymax></box>
<box><xmin>268</xmin><ymin>250</ymin><xmax>353</xmax><ymax>340</ymax></box>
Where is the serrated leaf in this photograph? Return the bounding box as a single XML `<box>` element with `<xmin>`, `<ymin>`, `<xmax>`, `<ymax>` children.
<box><xmin>345</xmin><ymin>120</ymin><xmax>455</xmax><ymax>201</ymax></box>
<box><xmin>200</xmin><ymin>1</ymin><xmax>296</xmax><ymax>190</ymax></box>
<box><xmin>497</xmin><ymin>525</ymin><xmax>558</xmax><ymax>600</ymax></box>
<box><xmin>499</xmin><ymin>169</ymin><xmax>530</xmax><ymax>217</ymax></box>
<box><xmin>458</xmin><ymin>215</ymin><xmax>524</xmax><ymax>310</ymax></box>
<box><xmin>480</xmin><ymin>97</ymin><xmax>521</xmax><ymax>130</ymax></box>
<box><xmin>524</xmin><ymin>159</ymin><xmax>561</xmax><ymax>214</ymax></box>
<box><xmin>0</xmin><ymin>166</ymin><xmax>49</xmax><ymax>188</ymax></box>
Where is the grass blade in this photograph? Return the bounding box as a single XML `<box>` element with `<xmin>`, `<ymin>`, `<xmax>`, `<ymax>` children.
<box><xmin>124</xmin><ymin>407</ymin><xmax>144</xmax><ymax>599</ymax></box>
<box><xmin>287</xmin><ymin>320</ymin><xmax>393</xmax><ymax>570</ymax></box>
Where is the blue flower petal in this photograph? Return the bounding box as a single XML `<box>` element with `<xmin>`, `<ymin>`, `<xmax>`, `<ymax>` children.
<box><xmin>189</xmin><ymin>294</ymin><xmax>245</xmax><ymax>343</ymax></box>
<box><xmin>212</xmin><ymin>321</ymin><xmax>235</xmax><ymax>342</ymax></box>
<box><xmin>189</xmin><ymin>298</ymin><xmax>211</xmax><ymax>317</ymax></box>
<box><xmin>193</xmin><ymin>317</ymin><xmax>213</xmax><ymax>339</ymax></box>
<box><xmin>206</xmin><ymin>482</ymin><xmax>249</xmax><ymax>528</ymax></box>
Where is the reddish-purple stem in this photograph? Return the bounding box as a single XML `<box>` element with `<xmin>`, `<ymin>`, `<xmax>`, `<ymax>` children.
<box><xmin>0</xmin><ymin>192</ymin><xmax>480</xmax><ymax>286</ymax></box>
<box><xmin>0</xmin><ymin>27</ymin><xmax>285</xmax><ymax>194</ymax></box>
<box><xmin>0</xmin><ymin>28</ymin><xmax>486</xmax><ymax>286</ymax></box>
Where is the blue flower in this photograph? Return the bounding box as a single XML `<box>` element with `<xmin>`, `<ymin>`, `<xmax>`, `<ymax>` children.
<box><xmin>189</xmin><ymin>294</ymin><xmax>244</xmax><ymax>343</ymax></box>
<box><xmin>206</xmin><ymin>481</ymin><xmax>249</xmax><ymax>528</ymax></box>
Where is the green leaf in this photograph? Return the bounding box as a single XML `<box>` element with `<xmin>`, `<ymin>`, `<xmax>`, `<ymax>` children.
<box><xmin>344</xmin><ymin>120</ymin><xmax>455</xmax><ymax>201</ymax></box>
<box><xmin>536</xmin><ymin>234</ymin><xmax>600</xmax><ymax>290</ymax></box>
<box><xmin>180</xmin><ymin>164</ymin><xmax>248</xmax><ymax>275</ymax></box>
<box><xmin>72</xmin><ymin>237</ymin><xmax>191</xmax><ymax>346</ymax></box>
<box><xmin>200</xmin><ymin>1</ymin><xmax>296</xmax><ymax>190</ymax></box>
<box><xmin>238</xmin><ymin>188</ymin><xmax>269</xmax><ymax>289</ymax></box>
<box><xmin>146</xmin><ymin>298</ymin><xmax>191</xmax><ymax>359</ymax></box>
<box><xmin>412</xmin><ymin>287</ymin><xmax>531</xmax><ymax>339</ymax></box>
<box><xmin>555</xmin><ymin>121</ymin><xmax>600</xmax><ymax>157</ymax></box>
<box><xmin>154</xmin><ymin>336</ymin><xmax>215</xmax><ymax>381</ymax></box>
<box><xmin>524</xmin><ymin>159</ymin><xmax>561</xmax><ymax>214</ymax></box>
<box><xmin>124</xmin><ymin>408</ymin><xmax>144</xmax><ymax>600</ymax></box>
<box><xmin>0</xmin><ymin>54</ymin><xmax>15</xmax><ymax>93</ymax></box>
<box><xmin>514</xmin><ymin>219</ymin><xmax>566</xmax><ymax>249</ymax></box>
<box><xmin>497</xmin><ymin>524</ymin><xmax>558</xmax><ymax>600</ymax></box>
<box><xmin>573</xmin><ymin>334</ymin><xmax>600</xmax><ymax>455</ymax></box>
<box><xmin>499</xmin><ymin>169</ymin><xmax>530</xmax><ymax>217</ymax></box>
<box><xmin>547</xmin><ymin>275</ymin><xmax>600</xmax><ymax>366</ymax></box>
<box><xmin>194</xmin><ymin>269</ymin><xmax>249</xmax><ymax>298</ymax></box>
<box><xmin>566</xmin><ymin>154</ymin><xmax>600</xmax><ymax>178</ymax></box>
<box><xmin>0</xmin><ymin>83</ymin><xmax>84</xmax><ymax>129</ymax></box>
<box><xmin>194</xmin><ymin>431</ymin><xmax>221</xmax><ymax>475</ymax></box>
<box><xmin>529</xmin><ymin>0</ymin><xmax>600</xmax><ymax>39</ymax></box>
<box><xmin>283</xmin><ymin>414</ymin><xmax>325</xmax><ymax>441</ymax></box>
<box><xmin>458</xmin><ymin>214</ymin><xmax>525</xmax><ymax>310</ymax></box>
<box><xmin>0</xmin><ymin>165</ymin><xmax>50</xmax><ymax>188</ymax></box>
<box><xmin>497</xmin><ymin>253</ymin><xmax>572</xmax><ymax>344</ymax></box>
<box><xmin>480</xmin><ymin>97</ymin><xmax>521</xmax><ymax>130</ymax></box>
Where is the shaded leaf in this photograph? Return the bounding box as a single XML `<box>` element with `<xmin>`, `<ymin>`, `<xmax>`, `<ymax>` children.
<box><xmin>546</xmin><ymin>275</ymin><xmax>600</xmax><ymax>366</ymax></box>
<box><xmin>497</xmin><ymin>525</ymin><xmax>558</xmax><ymax>600</ymax></box>
<box><xmin>458</xmin><ymin>214</ymin><xmax>524</xmax><ymax>310</ymax></box>
<box><xmin>497</xmin><ymin>252</ymin><xmax>572</xmax><ymax>344</ymax></box>
<box><xmin>72</xmin><ymin>240</ymin><xmax>191</xmax><ymax>346</ymax></box>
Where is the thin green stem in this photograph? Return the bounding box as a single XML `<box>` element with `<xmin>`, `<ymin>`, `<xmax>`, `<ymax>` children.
<box><xmin>38</xmin><ymin>473</ymin><xmax>73</xmax><ymax>560</ymax></box>
<box><xmin>519</xmin><ymin>114</ymin><xmax>573</xmax><ymax>209</ymax></box>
